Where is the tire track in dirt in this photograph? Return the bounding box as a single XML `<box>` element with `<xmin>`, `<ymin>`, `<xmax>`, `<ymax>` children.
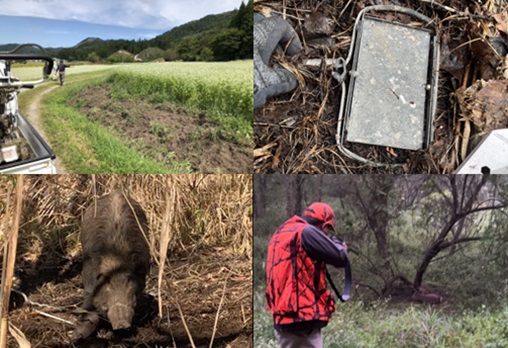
<box><xmin>26</xmin><ymin>84</ymin><xmax>67</xmax><ymax>173</ymax></box>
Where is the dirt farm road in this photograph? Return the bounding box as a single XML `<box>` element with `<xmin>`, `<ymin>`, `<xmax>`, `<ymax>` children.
<box><xmin>26</xmin><ymin>84</ymin><xmax>67</xmax><ymax>174</ymax></box>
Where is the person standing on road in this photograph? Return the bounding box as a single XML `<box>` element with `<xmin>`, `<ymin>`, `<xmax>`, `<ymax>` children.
<box><xmin>266</xmin><ymin>202</ymin><xmax>349</xmax><ymax>348</ymax></box>
<box><xmin>57</xmin><ymin>59</ymin><xmax>71</xmax><ymax>85</ymax></box>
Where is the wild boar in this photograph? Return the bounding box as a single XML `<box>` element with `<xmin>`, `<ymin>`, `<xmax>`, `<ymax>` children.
<box><xmin>73</xmin><ymin>190</ymin><xmax>150</xmax><ymax>340</ymax></box>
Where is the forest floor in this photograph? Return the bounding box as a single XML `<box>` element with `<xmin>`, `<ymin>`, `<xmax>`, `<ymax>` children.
<box><xmin>254</xmin><ymin>0</ymin><xmax>508</xmax><ymax>173</ymax></box>
<box><xmin>9</xmin><ymin>247</ymin><xmax>252</xmax><ymax>348</ymax></box>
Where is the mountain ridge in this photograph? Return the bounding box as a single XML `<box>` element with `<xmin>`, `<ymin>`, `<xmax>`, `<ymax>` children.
<box><xmin>0</xmin><ymin>1</ymin><xmax>252</xmax><ymax>62</ymax></box>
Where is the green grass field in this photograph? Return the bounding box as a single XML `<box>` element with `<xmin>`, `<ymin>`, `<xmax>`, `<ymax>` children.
<box><xmin>15</xmin><ymin>61</ymin><xmax>253</xmax><ymax>173</ymax></box>
<box><xmin>110</xmin><ymin>61</ymin><xmax>253</xmax><ymax>139</ymax></box>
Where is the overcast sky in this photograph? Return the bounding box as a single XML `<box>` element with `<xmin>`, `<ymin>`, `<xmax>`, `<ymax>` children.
<box><xmin>0</xmin><ymin>0</ymin><xmax>244</xmax><ymax>47</ymax></box>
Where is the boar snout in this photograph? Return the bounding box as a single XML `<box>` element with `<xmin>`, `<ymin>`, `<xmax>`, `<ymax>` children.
<box><xmin>108</xmin><ymin>304</ymin><xmax>134</xmax><ymax>330</ymax></box>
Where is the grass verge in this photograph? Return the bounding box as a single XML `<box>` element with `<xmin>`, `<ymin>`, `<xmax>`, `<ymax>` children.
<box><xmin>35</xmin><ymin>73</ymin><xmax>192</xmax><ymax>173</ymax></box>
<box><xmin>254</xmin><ymin>289</ymin><xmax>508</xmax><ymax>348</ymax></box>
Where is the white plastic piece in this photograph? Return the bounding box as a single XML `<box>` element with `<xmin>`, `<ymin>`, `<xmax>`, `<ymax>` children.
<box><xmin>456</xmin><ymin>129</ymin><xmax>508</xmax><ymax>174</ymax></box>
<box><xmin>0</xmin><ymin>145</ymin><xmax>19</xmax><ymax>163</ymax></box>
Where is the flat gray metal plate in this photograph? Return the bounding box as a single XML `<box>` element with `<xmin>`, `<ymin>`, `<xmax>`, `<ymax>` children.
<box><xmin>346</xmin><ymin>17</ymin><xmax>431</xmax><ymax>150</ymax></box>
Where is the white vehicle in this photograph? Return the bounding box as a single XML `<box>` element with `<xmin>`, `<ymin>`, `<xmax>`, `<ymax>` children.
<box><xmin>0</xmin><ymin>44</ymin><xmax>56</xmax><ymax>174</ymax></box>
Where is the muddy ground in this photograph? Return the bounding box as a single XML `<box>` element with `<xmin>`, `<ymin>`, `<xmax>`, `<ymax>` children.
<box><xmin>68</xmin><ymin>84</ymin><xmax>252</xmax><ymax>174</ymax></box>
<box><xmin>254</xmin><ymin>0</ymin><xmax>508</xmax><ymax>173</ymax></box>
<box><xmin>8</xmin><ymin>248</ymin><xmax>252</xmax><ymax>348</ymax></box>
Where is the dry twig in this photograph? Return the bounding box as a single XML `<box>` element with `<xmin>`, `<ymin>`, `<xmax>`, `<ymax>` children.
<box><xmin>209</xmin><ymin>270</ymin><xmax>232</xmax><ymax>348</ymax></box>
<box><xmin>175</xmin><ymin>298</ymin><xmax>196</xmax><ymax>348</ymax></box>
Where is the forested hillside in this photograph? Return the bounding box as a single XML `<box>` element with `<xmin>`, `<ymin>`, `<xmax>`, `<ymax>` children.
<box><xmin>55</xmin><ymin>0</ymin><xmax>252</xmax><ymax>62</ymax></box>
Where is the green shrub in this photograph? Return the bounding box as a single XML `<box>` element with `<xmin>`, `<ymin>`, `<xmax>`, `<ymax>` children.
<box><xmin>254</xmin><ymin>289</ymin><xmax>508</xmax><ymax>348</ymax></box>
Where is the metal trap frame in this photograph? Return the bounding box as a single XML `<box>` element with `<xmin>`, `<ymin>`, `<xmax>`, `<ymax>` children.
<box><xmin>335</xmin><ymin>6</ymin><xmax>439</xmax><ymax>167</ymax></box>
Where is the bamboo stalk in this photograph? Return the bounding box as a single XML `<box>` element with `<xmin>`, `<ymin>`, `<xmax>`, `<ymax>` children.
<box><xmin>0</xmin><ymin>175</ymin><xmax>24</xmax><ymax>348</ymax></box>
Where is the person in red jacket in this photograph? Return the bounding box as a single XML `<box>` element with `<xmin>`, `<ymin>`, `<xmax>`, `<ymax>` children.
<box><xmin>266</xmin><ymin>202</ymin><xmax>348</xmax><ymax>348</ymax></box>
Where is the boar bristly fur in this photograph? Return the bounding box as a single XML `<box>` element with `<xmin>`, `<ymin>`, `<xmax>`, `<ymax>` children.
<box><xmin>73</xmin><ymin>190</ymin><xmax>150</xmax><ymax>340</ymax></box>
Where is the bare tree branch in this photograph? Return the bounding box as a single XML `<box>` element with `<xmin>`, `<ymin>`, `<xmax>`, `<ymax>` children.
<box><xmin>440</xmin><ymin>237</ymin><xmax>482</xmax><ymax>250</ymax></box>
<box><xmin>413</xmin><ymin>176</ymin><xmax>507</xmax><ymax>288</ymax></box>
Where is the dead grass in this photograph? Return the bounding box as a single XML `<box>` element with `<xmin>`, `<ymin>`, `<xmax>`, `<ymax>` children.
<box><xmin>15</xmin><ymin>175</ymin><xmax>251</xmax><ymax>259</ymax></box>
<box><xmin>0</xmin><ymin>175</ymin><xmax>252</xmax><ymax>347</ymax></box>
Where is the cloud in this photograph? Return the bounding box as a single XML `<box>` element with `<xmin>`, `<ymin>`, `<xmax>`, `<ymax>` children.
<box><xmin>136</xmin><ymin>32</ymin><xmax>162</xmax><ymax>40</ymax></box>
<box><xmin>0</xmin><ymin>0</ymin><xmax>243</xmax><ymax>30</ymax></box>
<box><xmin>45</xmin><ymin>29</ymin><xmax>71</xmax><ymax>35</ymax></box>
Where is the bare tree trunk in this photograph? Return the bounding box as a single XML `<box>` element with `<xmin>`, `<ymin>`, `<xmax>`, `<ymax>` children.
<box><xmin>449</xmin><ymin>217</ymin><xmax>466</xmax><ymax>255</ymax></box>
<box><xmin>254</xmin><ymin>175</ymin><xmax>267</xmax><ymax>218</ymax></box>
<box><xmin>284</xmin><ymin>176</ymin><xmax>306</xmax><ymax>217</ymax></box>
<box><xmin>355</xmin><ymin>176</ymin><xmax>394</xmax><ymax>263</ymax></box>
<box><xmin>413</xmin><ymin>220</ymin><xmax>454</xmax><ymax>288</ymax></box>
<box><xmin>413</xmin><ymin>175</ymin><xmax>503</xmax><ymax>288</ymax></box>
<box><xmin>317</xmin><ymin>175</ymin><xmax>324</xmax><ymax>202</ymax></box>
<box><xmin>285</xmin><ymin>176</ymin><xmax>293</xmax><ymax>218</ymax></box>
<box><xmin>413</xmin><ymin>225</ymin><xmax>482</xmax><ymax>288</ymax></box>
<box><xmin>293</xmin><ymin>176</ymin><xmax>305</xmax><ymax>216</ymax></box>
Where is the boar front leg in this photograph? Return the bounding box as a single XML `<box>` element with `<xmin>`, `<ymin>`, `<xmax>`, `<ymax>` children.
<box><xmin>72</xmin><ymin>311</ymin><xmax>99</xmax><ymax>341</ymax></box>
<box><xmin>81</xmin><ymin>255</ymin><xmax>98</xmax><ymax>311</ymax></box>
<box><xmin>73</xmin><ymin>257</ymin><xmax>100</xmax><ymax>341</ymax></box>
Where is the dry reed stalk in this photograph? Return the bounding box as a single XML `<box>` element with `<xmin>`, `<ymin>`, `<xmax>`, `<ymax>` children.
<box><xmin>19</xmin><ymin>175</ymin><xmax>251</xmax><ymax>267</ymax></box>
<box><xmin>7</xmin><ymin>324</ymin><xmax>30</xmax><ymax>348</ymax></box>
<box><xmin>166</xmin><ymin>311</ymin><xmax>177</xmax><ymax>348</ymax></box>
<box><xmin>0</xmin><ymin>183</ymin><xmax>13</xmax><ymax>284</ymax></box>
<box><xmin>92</xmin><ymin>174</ymin><xmax>97</xmax><ymax>218</ymax></box>
<box><xmin>175</xmin><ymin>298</ymin><xmax>196</xmax><ymax>348</ymax></box>
<box><xmin>209</xmin><ymin>270</ymin><xmax>232</xmax><ymax>348</ymax></box>
<box><xmin>0</xmin><ymin>175</ymin><xmax>24</xmax><ymax>348</ymax></box>
<box><xmin>158</xmin><ymin>176</ymin><xmax>176</xmax><ymax>318</ymax></box>
<box><xmin>32</xmin><ymin>310</ymin><xmax>73</xmax><ymax>325</ymax></box>
<box><xmin>0</xmin><ymin>187</ymin><xmax>13</xmax><ymax>348</ymax></box>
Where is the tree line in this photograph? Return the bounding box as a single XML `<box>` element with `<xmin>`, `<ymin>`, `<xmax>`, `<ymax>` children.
<box><xmin>56</xmin><ymin>0</ymin><xmax>253</xmax><ymax>63</ymax></box>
